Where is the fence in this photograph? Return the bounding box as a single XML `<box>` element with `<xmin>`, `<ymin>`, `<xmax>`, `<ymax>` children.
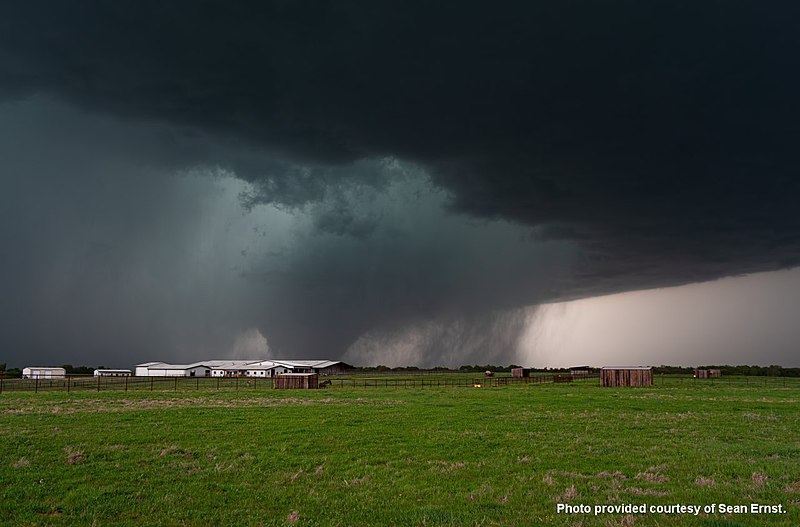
<box><xmin>652</xmin><ymin>374</ymin><xmax>800</xmax><ymax>388</ymax></box>
<box><xmin>0</xmin><ymin>375</ymin><xmax>275</xmax><ymax>394</ymax></box>
<box><xmin>326</xmin><ymin>373</ymin><xmax>595</xmax><ymax>389</ymax></box>
<box><xmin>0</xmin><ymin>372</ymin><xmax>598</xmax><ymax>394</ymax></box>
<box><xmin>5</xmin><ymin>372</ymin><xmax>798</xmax><ymax>394</ymax></box>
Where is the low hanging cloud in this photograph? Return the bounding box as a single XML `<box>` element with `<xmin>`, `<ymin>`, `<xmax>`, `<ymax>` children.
<box><xmin>2</xmin><ymin>3</ymin><xmax>800</xmax><ymax>365</ymax></box>
<box><xmin>0</xmin><ymin>99</ymin><xmax>575</xmax><ymax>366</ymax></box>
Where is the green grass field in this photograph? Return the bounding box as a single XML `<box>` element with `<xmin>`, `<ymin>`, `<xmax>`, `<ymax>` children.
<box><xmin>1</xmin><ymin>381</ymin><xmax>798</xmax><ymax>526</ymax></box>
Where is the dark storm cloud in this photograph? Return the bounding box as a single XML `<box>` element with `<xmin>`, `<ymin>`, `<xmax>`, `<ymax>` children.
<box><xmin>3</xmin><ymin>2</ymin><xmax>800</xmax><ymax>364</ymax></box>
<box><xmin>0</xmin><ymin>99</ymin><xmax>576</xmax><ymax>367</ymax></box>
<box><xmin>3</xmin><ymin>0</ymin><xmax>799</xmax><ymax>294</ymax></box>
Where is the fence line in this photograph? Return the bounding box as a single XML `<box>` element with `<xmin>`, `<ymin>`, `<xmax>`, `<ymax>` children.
<box><xmin>653</xmin><ymin>374</ymin><xmax>800</xmax><ymax>387</ymax></box>
<box><xmin>0</xmin><ymin>373</ymin><xmax>598</xmax><ymax>394</ymax></box>
<box><xmin>3</xmin><ymin>373</ymin><xmax>799</xmax><ymax>394</ymax></box>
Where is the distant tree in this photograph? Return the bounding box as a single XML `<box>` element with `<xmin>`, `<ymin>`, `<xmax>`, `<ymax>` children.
<box><xmin>61</xmin><ymin>365</ymin><xmax>96</xmax><ymax>375</ymax></box>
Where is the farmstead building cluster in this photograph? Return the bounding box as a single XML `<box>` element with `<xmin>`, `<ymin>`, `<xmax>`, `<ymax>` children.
<box><xmin>134</xmin><ymin>359</ymin><xmax>350</xmax><ymax>378</ymax></box>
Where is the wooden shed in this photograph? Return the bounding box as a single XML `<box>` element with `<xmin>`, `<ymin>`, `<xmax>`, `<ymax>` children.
<box><xmin>709</xmin><ymin>369</ymin><xmax>722</xmax><ymax>378</ymax></box>
<box><xmin>511</xmin><ymin>367</ymin><xmax>530</xmax><ymax>378</ymax></box>
<box><xmin>694</xmin><ymin>369</ymin><xmax>709</xmax><ymax>379</ymax></box>
<box><xmin>274</xmin><ymin>373</ymin><xmax>319</xmax><ymax>389</ymax></box>
<box><xmin>600</xmin><ymin>367</ymin><xmax>653</xmax><ymax>387</ymax></box>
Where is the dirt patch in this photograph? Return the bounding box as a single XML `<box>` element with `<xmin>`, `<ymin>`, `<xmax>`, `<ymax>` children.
<box><xmin>634</xmin><ymin>472</ymin><xmax>668</xmax><ymax>483</ymax></box>
<box><xmin>159</xmin><ymin>446</ymin><xmax>196</xmax><ymax>459</ymax></box>
<box><xmin>596</xmin><ymin>471</ymin><xmax>627</xmax><ymax>480</ymax></box>
<box><xmin>341</xmin><ymin>475</ymin><xmax>369</xmax><ymax>487</ymax></box>
<box><xmin>429</xmin><ymin>460</ymin><xmax>467</xmax><ymax>472</ymax></box>
<box><xmin>12</xmin><ymin>457</ymin><xmax>30</xmax><ymax>468</ymax></box>
<box><xmin>695</xmin><ymin>476</ymin><xmax>716</xmax><ymax>487</ymax></box>
<box><xmin>65</xmin><ymin>446</ymin><xmax>85</xmax><ymax>465</ymax></box>
<box><xmin>558</xmin><ymin>484</ymin><xmax>578</xmax><ymax>502</ymax></box>
<box><xmin>782</xmin><ymin>481</ymin><xmax>800</xmax><ymax>493</ymax></box>
<box><xmin>751</xmin><ymin>472</ymin><xmax>768</xmax><ymax>487</ymax></box>
<box><xmin>626</xmin><ymin>486</ymin><xmax>669</xmax><ymax>497</ymax></box>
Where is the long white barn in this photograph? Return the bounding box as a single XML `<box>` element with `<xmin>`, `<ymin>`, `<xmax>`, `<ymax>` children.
<box><xmin>135</xmin><ymin>359</ymin><xmax>349</xmax><ymax>377</ymax></box>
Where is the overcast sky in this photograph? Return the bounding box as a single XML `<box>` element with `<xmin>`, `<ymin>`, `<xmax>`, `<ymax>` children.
<box><xmin>2</xmin><ymin>2</ymin><xmax>800</xmax><ymax>368</ymax></box>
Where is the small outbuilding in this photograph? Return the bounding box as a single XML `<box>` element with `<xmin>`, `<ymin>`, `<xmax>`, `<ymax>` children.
<box><xmin>274</xmin><ymin>373</ymin><xmax>319</xmax><ymax>389</ymax></box>
<box><xmin>511</xmin><ymin>367</ymin><xmax>531</xmax><ymax>378</ymax></box>
<box><xmin>694</xmin><ymin>369</ymin><xmax>709</xmax><ymax>379</ymax></box>
<box><xmin>22</xmin><ymin>367</ymin><xmax>66</xmax><ymax>379</ymax></box>
<box><xmin>600</xmin><ymin>367</ymin><xmax>653</xmax><ymax>387</ymax></box>
<box><xmin>709</xmin><ymin>369</ymin><xmax>722</xmax><ymax>378</ymax></box>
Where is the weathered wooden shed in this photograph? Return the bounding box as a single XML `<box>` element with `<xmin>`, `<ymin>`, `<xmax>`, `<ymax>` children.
<box><xmin>511</xmin><ymin>368</ymin><xmax>530</xmax><ymax>378</ymax></box>
<box><xmin>708</xmin><ymin>369</ymin><xmax>722</xmax><ymax>378</ymax></box>
<box><xmin>600</xmin><ymin>367</ymin><xmax>653</xmax><ymax>387</ymax></box>
<box><xmin>274</xmin><ymin>373</ymin><xmax>319</xmax><ymax>389</ymax></box>
<box><xmin>694</xmin><ymin>369</ymin><xmax>709</xmax><ymax>379</ymax></box>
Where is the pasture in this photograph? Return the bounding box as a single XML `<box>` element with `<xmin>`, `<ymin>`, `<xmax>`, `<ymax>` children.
<box><xmin>1</xmin><ymin>380</ymin><xmax>798</xmax><ymax>526</ymax></box>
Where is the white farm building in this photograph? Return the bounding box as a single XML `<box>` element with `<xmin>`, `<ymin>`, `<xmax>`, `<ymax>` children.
<box><xmin>135</xmin><ymin>359</ymin><xmax>350</xmax><ymax>377</ymax></box>
<box><xmin>134</xmin><ymin>362</ymin><xmax>212</xmax><ymax>377</ymax></box>
<box><xmin>22</xmin><ymin>367</ymin><xmax>67</xmax><ymax>379</ymax></box>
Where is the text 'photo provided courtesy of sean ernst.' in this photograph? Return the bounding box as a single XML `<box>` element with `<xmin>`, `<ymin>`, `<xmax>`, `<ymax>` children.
<box><xmin>558</xmin><ymin>502</ymin><xmax>787</xmax><ymax>517</ymax></box>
